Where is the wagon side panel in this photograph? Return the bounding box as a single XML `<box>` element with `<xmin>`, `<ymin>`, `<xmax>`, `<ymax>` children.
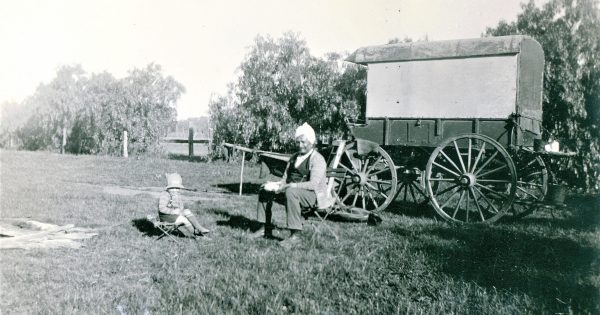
<box><xmin>365</xmin><ymin>55</ymin><xmax>519</xmax><ymax>119</ymax></box>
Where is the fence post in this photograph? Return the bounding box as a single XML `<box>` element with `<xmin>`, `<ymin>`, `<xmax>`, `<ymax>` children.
<box><xmin>123</xmin><ymin>130</ymin><xmax>128</xmax><ymax>158</ymax></box>
<box><xmin>208</xmin><ymin>128</ymin><xmax>213</xmax><ymax>156</ymax></box>
<box><xmin>239</xmin><ymin>151</ymin><xmax>245</xmax><ymax>196</ymax></box>
<box><xmin>188</xmin><ymin>127</ymin><xmax>194</xmax><ymax>160</ymax></box>
<box><xmin>61</xmin><ymin>127</ymin><xmax>67</xmax><ymax>154</ymax></box>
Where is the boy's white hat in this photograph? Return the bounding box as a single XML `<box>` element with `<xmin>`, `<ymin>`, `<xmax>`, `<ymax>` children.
<box><xmin>165</xmin><ymin>173</ymin><xmax>184</xmax><ymax>189</ymax></box>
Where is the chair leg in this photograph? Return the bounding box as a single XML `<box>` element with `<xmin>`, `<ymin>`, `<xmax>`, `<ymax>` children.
<box><xmin>313</xmin><ymin>211</ymin><xmax>339</xmax><ymax>241</ymax></box>
<box><xmin>155</xmin><ymin>224</ymin><xmax>180</xmax><ymax>243</ymax></box>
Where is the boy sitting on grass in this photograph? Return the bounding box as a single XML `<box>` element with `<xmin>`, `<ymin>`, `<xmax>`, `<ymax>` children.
<box><xmin>158</xmin><ymin>173</ymin><xmax>210</xmax><ymax>238</ymax></box>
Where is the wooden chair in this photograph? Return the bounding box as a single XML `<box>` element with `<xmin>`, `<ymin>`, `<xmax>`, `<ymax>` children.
<box><xmin>301</xmin><ymin>143</ymin><xmax>349</xmax><ymax>241</ymax></box>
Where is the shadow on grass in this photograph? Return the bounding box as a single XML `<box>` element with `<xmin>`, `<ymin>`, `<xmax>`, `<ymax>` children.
<box><xmin>384</xmin><ymin>199</ymin><xmax>438</xmax><ymax>220</ymax></box>
<box><xmin>214</xmin><ymin>182</ymin><xmax>262</xmax><ymax>195</ymax></box>
<box><xmin>166</xmin><ymin>154</ymin><xmax>210</xmax><ymax>163</ymax></box>
<box><xmin>513</xmin><ymin>195</ymin><xmax>600</xmax><ymax>231</ymax></box>
<box><xmin>390</xmin><ymin>195</ymin><xmax>600</xmax><ymax>314</ymax></box>
<box><xmin>206</xmin><ymin>208</ymin><xmax>264</xmax><ymax>232</ymax></box>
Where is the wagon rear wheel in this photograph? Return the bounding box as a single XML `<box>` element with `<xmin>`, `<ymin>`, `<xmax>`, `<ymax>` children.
<box><xmin>333</xmin><ymin>144</ymin><xmax>398</xmax><ymax>212</ymax></box>
<box><xmin>508</xmin><ymin>154</ymin><xmax>548</xmax><ymax>219</ymax></box>
<box><xmin>395</xmin><ymin>167</ymin><xmax>429</xmax><ymax>206</ymax></box>
<box><xmin>425</xmin><ymin>134</ymin><xmax>517</xmax><ymax>223</ymax></box>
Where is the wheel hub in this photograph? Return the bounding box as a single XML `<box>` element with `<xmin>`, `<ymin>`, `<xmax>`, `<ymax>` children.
<box><xmin>351</xmin><ymin>172</ymin><xmax>368</xmax><ymax>185</ymax></box>
<box><xmin>458</xmin><ymin>173</ymin><xmax>477</xmax><ymax>187</ymax></box>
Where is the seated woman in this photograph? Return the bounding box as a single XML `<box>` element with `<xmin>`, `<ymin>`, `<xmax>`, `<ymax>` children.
<box><xmin>158</xmin><ymin>173</ymin><xmax>210</xmax><ymax>238</ymax></box>
<box><xmin>253</xmin><ymin>123</ymin><xmax>333</xmax><ymax>246</ymax></box>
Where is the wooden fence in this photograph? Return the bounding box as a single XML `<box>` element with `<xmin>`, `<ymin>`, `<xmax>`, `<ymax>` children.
<box><xmin>161</xmin><ymin>128</ymin><xmax>212</xmax><ymax>160</ymax></box>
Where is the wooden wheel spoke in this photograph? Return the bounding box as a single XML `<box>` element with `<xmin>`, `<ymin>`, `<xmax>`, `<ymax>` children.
<box><xmin>473</xmin><ymin>186</ymin><xmax>500</xmax><ymax>213</ymax></box>
<box><xmin>475</xmin><ymin>183</ymin><xmax>509</xmax><ymax>201</ymax></box>
<box><xmin>467</xmin><ymin>138</ymin><xmax>472</xmax><ymax>172</ymax></box>
<box><xmin>428</xmin><ymin>177</ymin><xmax>456</xmax><ymax>182</ymax></box>
<box><xmin>340</xmin><ymin>187</ymin><xmax>357</xmax><ymax>203</ymax></box>
<box><xmin>434</xmin><ymin>183</ymin><xmax>459</xmax><ymax>196</ymax></box>
<box><xmin>517</xmin><ymin>185</ymin><xmax>541</xmax><ymax>199</ymax></box>
<box><xmin>524</xmin><ymin>158</ymin><xmax>538</xmax><ymax>168</ymax></box>
<box><xmin>453</xmin><ymin>140</ymin><xmax>468</xmax><ymax>173</ymax></box>
<box><xmin>476</xmin><ymin>164</ymin><xmax>507</xmax><ymax>178</ymax></box>
<box><xmin>440</xmin><ymin>189</ymin><xmax>462</xmax><ymax>209</ymax></box>
<box><xmin>408</xmin><ymin>183</ymin><xmax>418</xmax><ymax>201</ymax></box>
<box><xmin>452</xmin><ymin>190</ymin><xmax>466</xmax><ymax>219</ymax></box>
<box><xmin>352</xmin><ymin>190</ymin><xmax>360</xmax><ymax>207</ymax></box>
<box><xmin>361</xmin><ymin>190</ymin><xmax>366</xmax><ymax>210</ymax></box>
<box><xmin>410</xmin><ymin>182</ymin><xmax>427</xmax><ymax>198</ymax></box>
<box><xmin>477</xmin><ymin>179</ymin><xmax>512</xmax><ymax>184</ymax></box>
<box><xmin>432</xmin><ymin>161</ymin><xmax>461</xmax><ymax>178</ymax></box>
<box><xmin>366</xmin><ymin>182</ymin><xmax>388</xmax><ymax>199</ymax></box>
<box><xmin>472</xmin><ymin>151</ymin><xmax>499</xmax><ymax>176</ymax></box>
<box><xmin>470</xmin><ymin>142</ymin><xmax>486</xmax><ymax>173</ymax></box>
<box><xmin>465</xmin><ymin>189</ymin><xmax>470</xmax><ymax>222</ymax></box>
<box><xmin>439</xmin><ymin>150</ymin><xmax>463</xmax><ymax>175</ymax></box>
<box><xmin>369</xmin><ymin>167</ymin><xmax>391</xmax><ymax>177</ymax></box>
<box><xmin>368</xmin><ymin>179</ymin><xmax>393</xmax><ymax>185</ymax></box>
<box><xmin>362</xmin><ymin>158</ymin><xmax>370</xmax><ymax>173</ymax></box>
<box><xmin>339</xmin><ymin>163</ymin><xmax>355</xmax><ymax>174</ymax></box>
<box><xmin>368</xmin><ymin>156</ymin><xmax>383</xmax><ymax>171</ymax></box>
<box><xmin>516</xmin><ymin>181</ymin><xmax>543</xmax><ymax>187</ymax></box>
<box><xmin>469</xmin><ymin>187</ymin><xmax>486</xmax><ymax>221</ymax></box>
<box><xmin>367</xmin><ymin>190</ymin><xmax>379</xmax><ymax>209</ymax></box>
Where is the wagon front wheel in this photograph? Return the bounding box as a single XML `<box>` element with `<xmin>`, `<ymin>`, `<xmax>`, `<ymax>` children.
<box><xmin>425</xmin><ymin>134</ymin><xmax>517</xmax><ymax>223</ymax></box>
<box><xmin>333</xmin><ymin>144</ymin><xmax>398</xmax><ymax>212</ymax></box>
<box><xmin>508</xmin><ymin>154</ymin><xmax>548</xmax><ymax>219</ymax></box>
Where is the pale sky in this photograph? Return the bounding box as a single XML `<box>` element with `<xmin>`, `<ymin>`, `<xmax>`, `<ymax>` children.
<box><xmin>0</xmin><ymin>0</ymin><xmax>544</xmax><ymax>119</ymax></box>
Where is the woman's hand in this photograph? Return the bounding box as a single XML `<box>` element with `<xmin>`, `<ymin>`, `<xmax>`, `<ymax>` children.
<box><xmin>276</xmin><ymin>183</ymin><xmax>291</xmax><ymax>193</ymax></box>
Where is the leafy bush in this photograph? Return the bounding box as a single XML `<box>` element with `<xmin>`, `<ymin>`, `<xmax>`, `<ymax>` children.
<box><xmin>209</xmin><ymin>32</ymin><xmax>365</xmax><ymax>153</ymax></box>
<box><xmin>486</xmin><ymin>0</ymin><xmax>600</xmax><ymax>191</ymax></box>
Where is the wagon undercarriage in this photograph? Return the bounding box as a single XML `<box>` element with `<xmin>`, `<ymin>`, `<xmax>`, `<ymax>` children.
<box><xmin>325</xmin><ymin>136</ymin><xmax>550</xmax><ymax>223</ymax></box>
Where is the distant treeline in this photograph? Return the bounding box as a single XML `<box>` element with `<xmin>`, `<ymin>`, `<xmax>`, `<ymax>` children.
<box><xmin>1</xmin><ymin>64</ymin><xmax>184</xmax><ymax>155</ymax></box>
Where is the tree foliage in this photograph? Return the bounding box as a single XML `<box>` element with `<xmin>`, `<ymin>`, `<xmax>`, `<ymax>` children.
<box><xmin>2</xmin><ymin>64</ymin><xmax>184</xmax><ymax>155</ymax></box>
<box><xmin>486</xmin><ymin>0</ymin><xmax>600</xmax><ymax>191</ymax></box>
<box><xmin>209</xmin><ymin>32</ymin><xmax>365</xmax><ymax>153</ymax></box>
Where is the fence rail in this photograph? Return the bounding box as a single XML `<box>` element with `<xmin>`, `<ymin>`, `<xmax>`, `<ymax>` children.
<box><xmin>162</xmin><ymin>139</ymin><xmax>210</xmax><ymax>144</ymax></box>
<box><xmin>159</xmin><ymin>127</ymin><xmax>212</xmax><ymax>160</ymax></box>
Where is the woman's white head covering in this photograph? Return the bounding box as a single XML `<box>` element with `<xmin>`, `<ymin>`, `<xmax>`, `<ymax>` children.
<box><xmin>294</xmin><ymin>122</ymin><xmax>316</xmax><ymax>144</ymax></box>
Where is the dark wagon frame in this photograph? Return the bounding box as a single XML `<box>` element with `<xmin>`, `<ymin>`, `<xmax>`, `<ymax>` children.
<box><xmin>320</xmin><ymin>35</ymin><xmax>559</xmax><ymax>223</ymax></box>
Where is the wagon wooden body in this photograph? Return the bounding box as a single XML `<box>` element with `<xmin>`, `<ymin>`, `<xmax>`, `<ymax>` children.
<box><xmin>323</xmin><ymin>35</ymin><xmax>555</xmax><ymax>223</ymax></box>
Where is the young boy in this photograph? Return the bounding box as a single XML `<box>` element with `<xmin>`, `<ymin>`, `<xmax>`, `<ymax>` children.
<box><xmin>158</xmin><ymin>173</ymin><xmax>210</xmax><ymax>238</ymax></box>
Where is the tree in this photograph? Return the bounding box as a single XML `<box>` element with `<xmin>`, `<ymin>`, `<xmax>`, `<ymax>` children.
<box><xmin>6</xmin><ymin>63</ymin><xmax>185</xmax><ymax>155</ymax></box>
<box><xmin>14</xmin><ymin>65</ymin><xmax>86</xmax><ymax>151</ymax></box>
<box><xmin>210</xmin><ymin>32</ymin><xmax>364</xmax><ymax>152</ymax></box>
<box><xmin>486</xmin><ymin>0</ymin><xmax>600</xmax><ymax>191</ymax></box>
<box><xmin>119</xmin><ymin>64</ymin><xmax>184</xmax><ymax>155</ymax></box>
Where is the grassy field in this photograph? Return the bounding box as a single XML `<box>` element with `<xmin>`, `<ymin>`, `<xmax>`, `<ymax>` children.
<box><xmin>0</xmin><ymin>150</ymin><xmax>598</xmax><ymax>314</ymax></box>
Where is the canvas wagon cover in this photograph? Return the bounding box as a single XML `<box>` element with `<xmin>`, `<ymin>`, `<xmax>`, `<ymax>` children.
<box><xmin>346</xmin><ymin>36</ymin><xmax>544</xmax><ymax>120</ymax></box>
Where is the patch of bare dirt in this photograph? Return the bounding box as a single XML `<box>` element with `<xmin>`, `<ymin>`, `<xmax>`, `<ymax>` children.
<box><xmin>0</xmin><ymin>219</ymin><xmax>97</xmax><ymax>250</ymax></box>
